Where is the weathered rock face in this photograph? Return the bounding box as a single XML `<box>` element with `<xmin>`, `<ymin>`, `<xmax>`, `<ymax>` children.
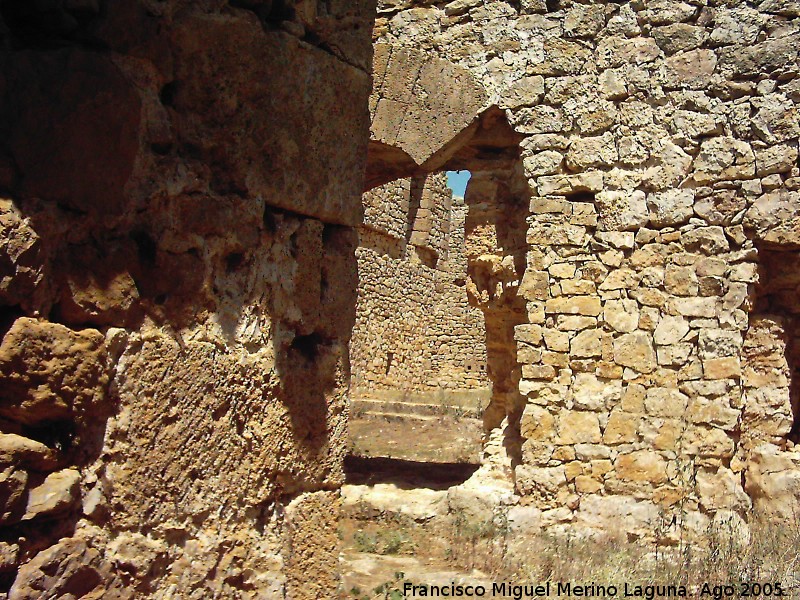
<box><xmin>0</xmin><ymin>1</ymin><xmax>375</xmax><ymax>597</ymax></box>
<box><xmin>1</xmin><ymin>0</ymin><xmax>799</xmax><ymax>591</ymax></box>
<box><xmin>366</xmin><ymin>0</ymin><xmax>800</xmax><ymax>541</ymax></box>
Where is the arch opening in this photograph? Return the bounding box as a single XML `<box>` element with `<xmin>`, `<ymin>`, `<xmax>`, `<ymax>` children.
<box><xmin>349</xmin><ymin>107</ymin><xmax>531</xmax><ymax>483</ymax></box>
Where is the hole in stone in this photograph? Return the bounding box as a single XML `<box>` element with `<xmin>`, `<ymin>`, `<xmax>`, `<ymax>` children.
<box><xmin>290</xmin><ymin>332</ymin><xmax>324</xmax><ymax>362</ymax></box>
<box><xmin>545</xmin><ymin>0</ymin><xmax>561</xmax><ymax>12</ymax></box>
<box><xmin>234</xmin><ymin>0</ymin><xmax>294</xmax><ymax>24</ymax></box>
<box><xmin>565</xmin><ymin>190</ymin><xmax>596</xmax><ymax>203</ymax></box>
<box><xmin>0</xmin><ymin>572</ymin><xmax>14</xmax><ymax>594</ymax></box>
<box><xmin>181</xmin><ymin>142</ymin><xmax>203</xmax><ymax>160</ymax></box>
<box><xmin>159</xmin><ymin>81</ymin><xmax>179</xmax><ymax>107</ymax></box>
<box><xmin>151</xmin><ymin>142</ymin><xmax>172</xmax><ymax>156</ymax></box>
<box><xmin>0</xmin><ymin>2</ymin><xmax>77</xmax><ymax>48</ymax></box>
<box><xmin>0</xmin><ymin>305</ymin><xmax>24</xmax><ymax>341</ymax></box>
<box><xmin>269</xmin><ymin>0</ymin><xmax>295</xmax><ymax>22</ymax></box>
<box><xmin>263</xmin><ymin>207</ymin><xmax>278</xmax><ymax>234</ymax></box>
<box><xmin>303</xmin><ymin>29</ymin><xmax>323</xmax><ymax>46</ymax></box>
<box><xmin>61</xmin><ymin>566</ymin><xmax>102</xmax><ymax>598</ymax></box>
<box><xmin>414</xmin><ymin>245</ymin><xmax>438</xmax><ymax>269</ymax></box>
<box><xmin>131</xmin><ymin>231</ymin><xmax>157</xmax><ymax>267</ymax></box>
<box><xmin>22</xmin><ymin>420</ymin><xmax>76</xmax><ymax>453</ymax></box>
<box><xmin>212</xmin><ymin>400</ymin><xmax>230</xmax><ymax>421</ymax></box>
<box><xmin>344</xmin><ymin>456</ymin><xmax>479</xmax><ymax>490</ymax></box>
<box><xmin>225</xmin><ymin>252</ymin><xmax>245</xmax><ymax>272</ymax></box>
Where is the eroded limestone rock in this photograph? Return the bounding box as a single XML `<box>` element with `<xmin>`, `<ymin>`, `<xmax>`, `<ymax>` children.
<box><xmin>22</xmin><ymin>469</ymin><xmax>80</xmax><ymax>522</ymax></box>
<box><xmin>0</xmin><ymin>318</ymin><xmax>108</xmax><ymax>426</ymax></box>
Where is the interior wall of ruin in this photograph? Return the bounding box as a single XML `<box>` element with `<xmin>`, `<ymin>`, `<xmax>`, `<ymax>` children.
<box><xmin>0</xmin><ymin>1</ymin><xmax>375</xmax><ymax>597</ymax></box>
<box><xmin>351</xmin><ymin>173</ymin><xmax>492</xmax><ymax>402</ymax></box>
<box><xmin>372</xmin><ymin>0</ymin><xmax>800</xmax><ymax>540</ymax></box>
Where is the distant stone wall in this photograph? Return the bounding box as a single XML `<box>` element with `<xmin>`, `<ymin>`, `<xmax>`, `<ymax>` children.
<box><xmin>372</xmin><ymin>0</ymin><xmax>800</xmax><ymax>540</ymax></box>
<box><xmin>352</xmin><ymin>173</ymin><xmax>492</xmax><ymax>399</ymax></box>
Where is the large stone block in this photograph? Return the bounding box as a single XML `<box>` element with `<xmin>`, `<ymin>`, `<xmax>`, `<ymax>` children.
<box><xmin>575</xmin><ymin>494</ymin><xmax>660</xmax><ymax>538</ymax></box>
<box><xmin>572</xmin><ymin>373</ymin><xmax>622</xmax><ymax>411</ymax></box>
<box><xmin>0</xmin><ymin>199</ymin><xmax>51</xmax><ymax>314</ymax></box>
<box><xmin>691</xmin><ymin>137</ymin><xmax>755</xmax><ymax>184</ymax></box>
<box><xmin>644</xmin><ymin>387</ymin><xmax>689</xmax><ymax>418</ymax></box>
<box><xmin>613</xmin><ymin>332</ymin><xmax>657</xmax><ymax>373</ymax></box>
<box><xmin>745</xmin><ymin>445</ymin><xmax>800</xmax><ymax>521</ymax></box>
<box><xmin>615</xmin><ymin>450</ymin><xmax>668</xmax><ymax>484</ymax></box>
<box><xmin>0</xmin><ymin>318</ymin><xmax>108</xmax><ymax>426</ymax></box>
<box><xmin>545</xmin><ymin>296</ymin><xmax>602</xmax><ymax>316</ymax></box>
<box><xmin>520</xmin><ymin>404</ymin><xmax>555</xmax><ymax>442</ymax></box>
<box><xmin>653</xmin><ymin>315</ymin><xmax>690</xmax><ymax>346</ymax></box>
<box><xmin>0</xmin><ymin>434</ymin><xmax>58</xmax><ymax>472</ymax></box>
<box><xmin>170</xmin><ymin>14</ymin><xmax>371</xmax><ymax>226</ymax></box>
<box><xmin>22</xmin><ymin>469</ymin><xmax>81</xmax><ymax>522</ymax></box>
<box><xmin>744</xmin><ymin>190</ymin><xmax>800</xmax><ymax>245</ymax></box>
<box><xmin>3</xmin><ymin>50</ymin><xmax>142</xmax><ymax>218</ymax></box>
<box><xmin>555</xmin><ymin>410</ymin><xmax>602</xmax><ymax>445</ymax></box>
<box><xmin>284</xmin><ymin>491</ymin><xmax>342</xmax><ymax>598</ymax></box>
<box><xmin>9</xmin><ymin>537</ymin><xmax>129</xmax><ymax>599</ymax></box>
<box><xmin>604</xmin><ymin>410</ymin><xmax>640</xmax><ymax>445</ymax></box>
<box><xmin>369</xmin><ymin>44</ymin><xmax>487</xmax><ymax>171</ymax></box>
<box><xmin>647</xmin><ymin>189</ymin><xmax>694</xmax><ymax>227</ymax></box>
<box><xmin>603</xmin><ymin>299</ymin><xmax>640</xmax><ymax>334</ymax></box>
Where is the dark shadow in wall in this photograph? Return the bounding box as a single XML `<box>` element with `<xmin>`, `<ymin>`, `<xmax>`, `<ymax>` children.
<box><xmin>405</xmin><ymin>175</ymin><xmax>424</xmax><ymax>245</ymax></box>
<box><xmin>462</xmin><ymin>160</ymin><xmax>530</xmax><ymax>471</ymax></box>
<box><xmin>748</xmin><ymin>244</ymin><xmax>800</xmax><ymax>444</ymax></box>
<box><xmin>345</xmin><ymin>455</ymin><xmax>479</xmax><ymax>490</ymax></box>
<box><xmin>0</xmin><ymin>2</ymin><xmax>374</xmax><ymax>595</ymax></box>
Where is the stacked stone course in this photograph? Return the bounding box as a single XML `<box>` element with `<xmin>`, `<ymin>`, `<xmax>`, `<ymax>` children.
<box><xmin>369</xmin><ymin>0</ymin><xmax>800</xmax><ymax>540</ymax></box>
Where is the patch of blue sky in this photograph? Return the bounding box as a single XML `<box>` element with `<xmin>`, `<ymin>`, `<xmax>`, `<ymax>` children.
<box><xmin>446</xmin><ymin>170</ymin><xmax>471</xmax><ymax>198</ymax></box>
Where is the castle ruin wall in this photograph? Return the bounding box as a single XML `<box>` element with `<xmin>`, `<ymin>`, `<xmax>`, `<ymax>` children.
<box><xmin>368</xmin><ymin>0</ymin><xmax>800</xmax><ymax>541</ymax></box>
<box><xmin>352</xmin><ymin>173</ymin><xmax>492</xmax><ymax>404</ymax></box>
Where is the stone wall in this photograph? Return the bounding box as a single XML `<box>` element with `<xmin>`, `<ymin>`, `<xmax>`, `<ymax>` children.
<box><xmin>0</xmin><ymin>1</ymin><xmax>374</xmax><ymax>597</ymax></box>
<box><xmin>352</xmin><ymin>173</ymin><xmax>492</xmax><ymax>400</ymax></box>
<box><xmin>2</xmin><ymin>0</ymin><xmax>800</xmax><ymax>594</ymax></box>
<box><xmin>371</xmin><ymin>0</ymin><xmax>800</xmax><ymax>540</ymax></box>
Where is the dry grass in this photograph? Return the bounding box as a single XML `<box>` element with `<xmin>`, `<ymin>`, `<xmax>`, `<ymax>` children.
<box><xmin>352</xmin><ymin>528</ymin><xmax>416</xmax><ymax>556</ymax></box>
<box><xmin>448</xmin><ymin>511</ymin><xmax>800</xmax><ymax>598</ymax></box>
<box><xmin>342</xmin><ymin>494</ymin><xmax>800</xmax><ymax>599</ymax></box>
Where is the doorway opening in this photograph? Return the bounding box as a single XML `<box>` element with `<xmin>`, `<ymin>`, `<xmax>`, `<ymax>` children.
<box><xmin>349</xmin><ymin>170</ymin><xmax>490</xmax><ymax>468</ymax></box>
<box><xmin>349</xmin><ymin>106</ymin><xmax>531</xmax><ymax>482</ymax></box>
<box><xmin>743</xmin><ymin>245</ymin><xmax>800</xmax><ymax>448</ymax></box>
